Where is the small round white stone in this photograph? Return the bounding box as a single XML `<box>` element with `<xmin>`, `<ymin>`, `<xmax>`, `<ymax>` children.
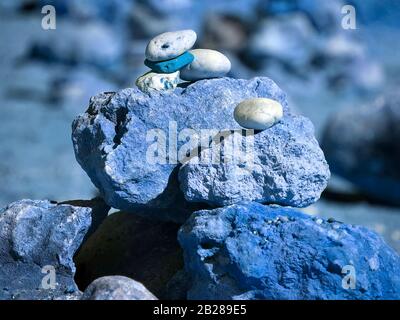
<box><xmin>180</xmin><ymin>49</ymin><xmax>231</xmax><ymax>81</ymax></box>
<box><xmin>145</xmin><ymin>29</ymin><xmax>197</xmax><ymax>62</ymax></box>
<box><xmin>233</xmin><ymin>98</ymin><xmax>283</xmax><ymax>130</ymax></box>
<box><xmin>136</xmin><ymin>71</ymin><xmax>180</xmax><ymax>93</ymax></box>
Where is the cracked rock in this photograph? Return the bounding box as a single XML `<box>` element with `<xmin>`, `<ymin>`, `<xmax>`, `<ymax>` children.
<box><xmin>72</xmin><ymin>77</ymin><xmax>289</xmax><ymax>222</ymax></box>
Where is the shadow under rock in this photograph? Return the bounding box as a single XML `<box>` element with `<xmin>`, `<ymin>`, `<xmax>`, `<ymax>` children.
<box><xmin>73</xmin><ymin>210</ymin><xmax>184</xmax><ymax>298</ymax></box>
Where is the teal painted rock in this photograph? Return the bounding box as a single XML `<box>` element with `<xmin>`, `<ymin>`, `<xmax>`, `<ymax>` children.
<box><xmin>180</xmin><ymin>49</ymin><xmax>231</xmax><ymax>81</ymax></box>
<box><xmin>145</xmin><ymin>29</ymin><xmax>197</xmax><ymax>62</ymax></box>
<box><xmin>144</xmin><ymin>52</ymin><xmax>194</xmax><ymax>73</ymax></box>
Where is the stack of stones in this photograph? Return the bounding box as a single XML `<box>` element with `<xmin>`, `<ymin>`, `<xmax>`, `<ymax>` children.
<box><xmin>136</xmin><ymin>29</ymin><xmax>232</xmax><ymax>93</ymax></box>
<box><xmin>71</xmin><ymin>43</ymin><xmax>400</xmax><ymax>299</ymax></box>
<box><xmin>1</xmin><ymin>30</ymin><xmax>400</xmax><ymax>300</ymax></box>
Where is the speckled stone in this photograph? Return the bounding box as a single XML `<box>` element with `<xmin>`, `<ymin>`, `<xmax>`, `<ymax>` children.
<box><xmin>145</xmin><ymin>29</ymin><xmax>197</xmax><ymax>62</ymax></box>
<box><xmin>136</xmin><ymin>71</ymin><xmax>180</xmax><ymax>93</ymax></box>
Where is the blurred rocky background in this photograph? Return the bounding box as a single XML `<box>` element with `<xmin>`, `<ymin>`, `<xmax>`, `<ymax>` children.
<box><xmin>0</xmin><ymin>0</ymin><xmax>399</xmax><ymax>252</ymax></box>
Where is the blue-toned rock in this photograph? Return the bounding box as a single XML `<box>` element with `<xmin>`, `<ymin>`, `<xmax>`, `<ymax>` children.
<box><xmin>81</xmin><ymin>276</ymin><xmax>157</xmax><ymax>300</ymax></box>
<box><xmin>179</xmin><ymin>114</ymin><xmax>330</xmax><ymax>208</ymax></box>
<box><xmin>178</xmin><ymin>202</ymin><xmax>400</xmax><ymax>300</ymax></box>
<box><xmin>144</xmin><ymin>52</ymin><xmax>194</xmax><ymax>73</ymax></box>
<box><xmin>72</xmin><ymin>77</ymin><xmax>289</xmax><ymax>222</ymax></box>
<box><xmin>145</xmin><ymin>29</ymin><xmax>197</xmax><ymax>62</ymax></box>
<box><xmin>180</xmin><ymin>49</ymin><xmax>232</xmax><ymax>81</ymax></box>
<box><xmin>0</xmin><ymin>199</ymin><xmax>105</xmax><ymax>300</ymax></box>
<box><xmin>322</xmin><ymin>93</ymin><xmax>400</xmax><ymax>206</ymax></box>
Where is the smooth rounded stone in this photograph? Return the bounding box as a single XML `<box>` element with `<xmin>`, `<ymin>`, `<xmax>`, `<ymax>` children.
<box><xmin>234</xmin><ymin>98</ymin><xmax>283</xmax><ymax>130</ymax></box>
<box><xmin>81</xmin><ymin>276</ymin><xmax>157</xmax><ymax>300</ymax></box>
<box><xmin>72</xmin><ymin>77</ymin><xmax>290</xmax><ymax>221</ymax></box>
<box><xmin>145</xmin><ymin>29</ymin><xmax>197</xmax><ymax>62</ymax></box>
<box><xmin>179</xmin><ymin>114</ymin><xmax>330</xmax><ymax>208</ymax></box>
<box><xmin>136</xmin><ymin>71</ymin><xmax>180</xmax><ymax>93</ymax></box>
<box><xmin>74</xmin><ymin>211</ymin><xmax>183</xmax><ymax>298</ymax></box>
<box><xmin>144</xmin><ymin>51</ymin><xmax>194</xmax><ymax>73</ymax></box>
<box><xmin>178</xmin><ymin>202</ymin><xmax>400</xmax><ymax>300</ymax></box>
<box><xmin>180</xmin><ymin>49</ymin><xmax>231</xmax><ymax>81</ymax></box>
<box><xmin>322</xmin><ymin>93</ymin><xmax>400</xmax><ymax>206</ymax></box>
<box><xmin>0</xmin><ymin>199</ymin><xmax>103</xmax><ymax>300</ymax></box>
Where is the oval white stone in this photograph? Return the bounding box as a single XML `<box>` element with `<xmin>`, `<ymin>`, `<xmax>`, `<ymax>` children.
<box><xmin>136</xmin><ymin>71</ymin><xmax>180</xmax><ymax>93</ymax></box>
<box><xmin>145</xmin><ymin>29</ymin><xmax>197</xmax><ymax>62</ymax></box>
<box><xmin>180</xmin><ymin>49</ymin><xmax>231</xmax><ymax>81</ymax></box>
<box><xmin>234</xmin><ymin>98</ymin><xmax>283</xmax><ymax>130</ymax></box>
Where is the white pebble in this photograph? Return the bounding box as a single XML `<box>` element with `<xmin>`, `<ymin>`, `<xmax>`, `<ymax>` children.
<box><xmin>233</xmin><ymin>98</ymin><xmax>283</xmax><ymax>130</ymax></box>
<box><xmin>135</xmin><ymin>71</ymin><xmax>180</xmax><ymax>93</ymax></box>
<box><xmin>180</xmin><ymin>49</ymin><xmax>231</xmax><ymax>81</ymax></box>
<box><xmin>145</xmin><ymin>30</ymin><xmax>197</xmax><ymax>62</ymax></box>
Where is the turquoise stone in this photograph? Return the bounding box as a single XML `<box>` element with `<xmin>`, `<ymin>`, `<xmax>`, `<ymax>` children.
<box><xmin>144</xmin><ymin>52</ymin><xmax>194</xmax><ymax>73</ymax></box>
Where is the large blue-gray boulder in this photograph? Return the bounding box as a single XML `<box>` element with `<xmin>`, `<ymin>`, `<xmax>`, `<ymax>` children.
<box><xmin>322</xmin><ymin>93</ymin><xmax>400</xmax><ymax>206</ymax></box>
<box><xmin>179</xmin><ymin>114</ymin><xmax>330</xmax><ymax>207</ymax></box>
<box><xmin>72</xmin><ymin>77</ymin><xmax>289</xmax><ymax>222</ymax></box>
<box><xmin>0</xmin><ymin>199</ymin><xmax>108</xmax><ymax>300</ymax></box>
<box><xmin>178</xmin><ymin>202</ymin><xmax>400</xmax><ymax>300</ymax></box>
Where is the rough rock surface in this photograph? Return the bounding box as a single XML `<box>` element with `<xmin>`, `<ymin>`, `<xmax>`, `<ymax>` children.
<box><xmin>322</xmin><ymin>93</ymin><xmax>400</xmax><ymax>205</ymax></box>
<box><xmin>74</xmin><ymin>211</ymin><xmax>183</xmax><ymax>298</ymax></box>
<box><xmin>0</xmin><ymin>199</ymin><xmax>96</xmax><ymax>300</ymax></box>
<box><xmin>72</xmin><ymin>77</ymin><xmax>289</xmax><ymax>221</ymax></box>
<box><xmin>81</xmin><ymin>276</ymin><xmax>157</xmax><ymax>300</ymax></box>
<box><xmin>178</xmin><ymin>202</ymin><xmax>400</xmax><ymax>300</ymax></box>
<box><xmin>58</xmin><ymin>197</ymin><xmax>110</xmax><ymax>242</ymax></box>
<box><xmin>179</xmin><ymin>115</ymin><xmax>330</xmax><ymax>207</ymax></box>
